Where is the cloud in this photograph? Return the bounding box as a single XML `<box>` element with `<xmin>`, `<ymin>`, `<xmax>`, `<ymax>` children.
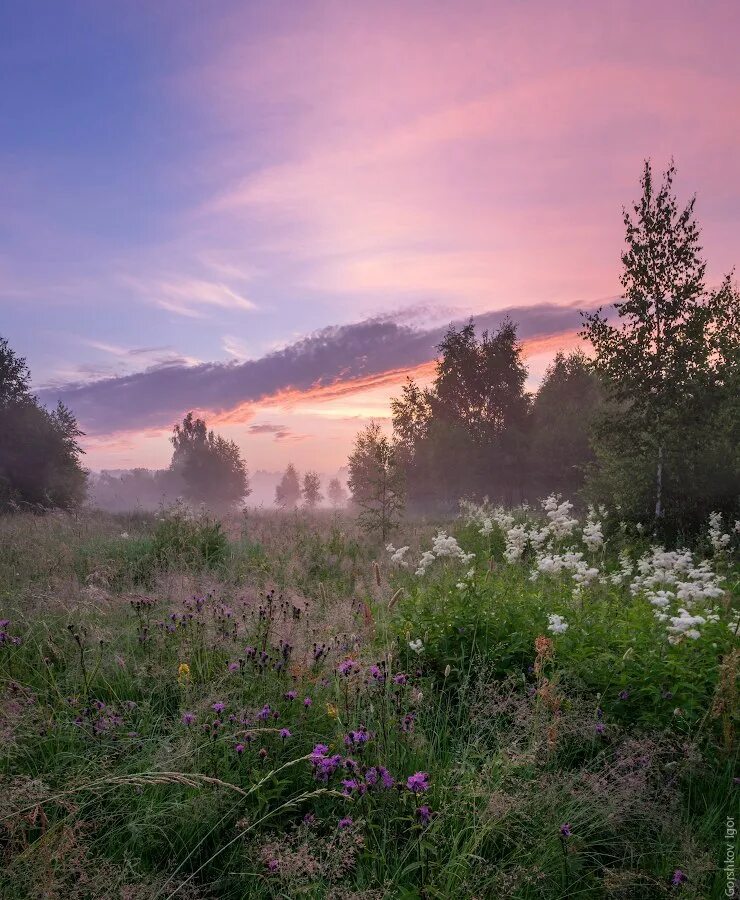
<box><xmin>38</xmin><ymin>300</ymin><xmax>605</xmax><ymax>435</ymax></box>
<box><xmin>124</xmin><ymin>276</ymin><xmax>258</xmax><ymax>318</ymax></box>
<box><xmin>247</xmin><ymin>423</ymin><xmax>285</xmax><ymax>434</ymax></box>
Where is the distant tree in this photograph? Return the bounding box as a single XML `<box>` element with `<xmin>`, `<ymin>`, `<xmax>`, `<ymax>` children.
<box><xmin>528</xmin><ymin>351</ymin><xmax>601</xmax><ymax>497</ymax></box>
<box><xmin>0</xmin><ymin>336</ymin><xmax>87</xmax><ymax>510</ymax></box>
<box><xmin>327</xmin><ymin>477</ymin><xmax>348</xmax><ymax>508</ymax></box>
<box><xmin>347</xmin><ymin>421</ymin><xmax>405</xmax><ymax>540</ymax></box>
<box><xmin>275</xmin><ymin>463</ymin><xmax>301</xmax><ymax>509</ymax></box>
<box><xmin>170</xmin><ymin>412</ymin><xmax>250</xmax><ymax>509</ymax></box>
<box><xmin>581</xmin><ymin>161</ymin><xmax>738</xmax><ymax>533</ymax></box>
<box><xmin>302</xmin><ymin>470</ymin><xmax>323</xmax><ymax>508</ymax></box>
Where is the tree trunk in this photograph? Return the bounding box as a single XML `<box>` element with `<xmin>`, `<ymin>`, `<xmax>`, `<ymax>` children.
<box><xmin>655</xmin><ymin>443</ymin><xmax>664</xmax><ymax>519</ymax></box>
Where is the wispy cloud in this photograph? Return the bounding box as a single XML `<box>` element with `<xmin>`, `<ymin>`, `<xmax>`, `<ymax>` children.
<box><xmin>125</xmin><ymin>276</ymin><xmax>258</xmax><ymax>318</ymax></box>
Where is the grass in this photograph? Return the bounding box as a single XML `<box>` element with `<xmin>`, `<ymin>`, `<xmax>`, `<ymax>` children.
<box><xmin>0</xmin><ymin>504</ymin><xmax>737</xmax><ymax>898</ymax></box>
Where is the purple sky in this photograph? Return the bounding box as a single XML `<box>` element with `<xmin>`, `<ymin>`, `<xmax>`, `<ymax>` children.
<box><xmin>2</xmin><ymin>0</ymin><xmax>738</xmax><ymax>471</ymax></box>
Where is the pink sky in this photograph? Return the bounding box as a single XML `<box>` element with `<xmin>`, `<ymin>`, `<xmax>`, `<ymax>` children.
<box><xmin>4</xmin><ymin>1</ymin><xmax>739</xmax><ymax>472</ymax></box>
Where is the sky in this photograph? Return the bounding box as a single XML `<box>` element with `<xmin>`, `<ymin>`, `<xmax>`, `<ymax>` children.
<box><xmin>1</xmin><ymin>0</ymin><xmax>739</xmax><ymax>474</ymax></box>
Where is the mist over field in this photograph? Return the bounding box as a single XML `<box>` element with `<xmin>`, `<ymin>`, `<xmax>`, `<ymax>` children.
<box><xmin>1</xmin><ymin>2</ymin><xmax>739</xmax><ymax>898</ymax></box>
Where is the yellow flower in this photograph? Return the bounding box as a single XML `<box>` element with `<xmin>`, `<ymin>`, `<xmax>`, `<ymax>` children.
<box><xmin>177</xmin><ymin>663</ymin><xmax>191</xmax><ymax>685</ymax></box>
<box><xmin>326</xmin><ymin>702</ymin><xmax>338</xmax><ymax>718</ymax></box>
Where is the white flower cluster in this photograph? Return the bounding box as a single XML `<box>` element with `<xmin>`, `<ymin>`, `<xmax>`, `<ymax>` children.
<box><xmin>708</xmin><ymin>511</ymin><xmax>731</xmax><ymax>554</ymax></box>
<box><xmin>542</xmin><ymin>495</ymin><xmax>578</xmax><ymax>539</ymax></box>
<box><xmin>665</xmin><ymin>608</ymin><xmax>720</xmax><ymax>644</ymax></box>
<box><xmin>532</xmin><ymin>550</ymin><xmax>600</xmax><ymax>588</ymax></box>
<box><xmin>630</xmin><ymin>546</ymin><xmax>726</xmax><ymax>645</ymax></box>
<box><xmin>582</xmin><ymin>514</ymin><xmax>604</xmax><ymax>551</ymax></box>
<box><xmin>386</xmin><ymin>544</ymin><xmax>410</xmax><ymax>567</ymax></box>
<box><xmin>547</xmin><ymin>613</ymin><xmax>569</xmax><ymax>634</ymax></box>
<box><xmin>504</xmin><ymin>524</ymin><xmax>529</xmax><ymax>562</ymax></box>
<box><xmin>409</xmin><ymin>531</ymin><xmax>475</xmax><ymax>576</ymax></box>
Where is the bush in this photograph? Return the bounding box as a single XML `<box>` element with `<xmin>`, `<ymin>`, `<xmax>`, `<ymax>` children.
<box><xmin>151</xmin><ymin>506</ymin><xmax>228</xmax><ymax>571</ymax></box>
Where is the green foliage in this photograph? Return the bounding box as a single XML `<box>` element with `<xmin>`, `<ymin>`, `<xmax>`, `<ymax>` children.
<box><xmin>0</xmin><ymin>508</ymin><xmax>736</xmax><ymax>899</ymax></box>
<box><xmin>0</xmin><ymin>335</ymin><xmax>87</xmax><ymax>510</ymax></box>
<box><xmin>347</xmin><ymin>421</ymin><xmax>405</xmax><ymax>541</ymax></box>
<box><xmin>581</xmin><ymin>161</ymin><xmax>739</xmax><ymax>536</ymax></box>
<box><xmin>151</xmin><ymin>506</ymin><xmax>229</xmax><ymax>570</ymax></box>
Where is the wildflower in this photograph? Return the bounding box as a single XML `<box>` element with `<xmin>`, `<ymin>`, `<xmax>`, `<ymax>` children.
<box><xmin>337</xmin><ymin>658</ymin><xmax>359</xmax><ymax>677</ymax></box>
<box><xmin>618</xmin><ymin>690</ymin><xmax>629</xmax><ymax>701</ymax></box>
<box><xmin>595</xmin><ymin>722</ymin><xmax>605</xmax><ymax>735</ymax></box>
<box><xmin>338</xmin><ymin>816</ymin><xmax>353</xmax><ymax>829</ymax></box>
<box><xmin>401</xmin><ymin>712</ymin><xmax>415</xmax><ymax>734</ymax></box>
<box><xmin>227</xmin><ymin>661</ymin><xmax>239</xmax><ymax>673</ymax></box>
<box><xmin>671</xmin><ymin>869</ymin><xmax>687</xmax><ymax>886</ymax></box>
<box><xmin>212</xmin><ymin>701</ymin><xmax>226</xmax><ymax>714</ymax></box>
<box><xmin>406</xmin><ymin>771</ymin><xmax>430</xmax><ymax>793</ymax></box>
<box><xmin>409</xmin><ymin>639</ymin><xmax>424</xmax><ymax>654</ymax></box>
<box><xmin>177</xmin><ymin>663</ymin><xmax>190</xmax><ymax>685</ymax></box>
<box><xmin>266</xmin><ymin>859</ymin><xmax>279</xmax><ymax>873</ymax></box>
<box><xmin>181</xmin><ymin>712</ymin><xmax>195</xmax><ymax>726</ymax></box>
<box><xmin>344</xmin><ymin>726</ymin><xmax>371</xmax><ymax>748</ymax></box>
<box><xmin>416</xmin><ymin>805</ymin><xmax>431</xmax><ymax>824</ymax></box>
<box><xmin>341</xmin><ymin>778</ymin><xmax>365</xmax><ymax>796</ymax></box>
<box><xmin>369</xmin><ymin>664</ymin><xmax>385</xmax><ymax>683</ymax></box>
<box><xmin>235</xmin><ymin>743</ymin><xmax>245</xmax><ymax>754</ymax></box>
<box><xmin>258</xmin><ymin>748</ymin><xmax>268</xmax><ymax>760</ymax></box>
<box><xmin>303</xmin><ymin>696</ymin><xmax>312</xmax><ymax>707</ymax></box>
<box><xmin>279</xmin><ymin>728</ymin><xmax>292</xmax><ymax>740</ymax></box>
<box><xmin>547</xmin><ymin>614</ymin><xmax>569</xmax><ymax>635</ymax></box>
<box><xmin>393</xmin><ymin>673</ymin><xmax>408</xmax><ymax>685</ymax></box>
<box><xmin>257</xmin><ymin>704</ymin><xmax>271</xmax><ymax>721</ymax></box>
<box><xmin>560</xmin><ymin>823</ymin><xmax>572</xmax><ymax>837</ymax></box>
<box><xmin>284</xmin><ymin>690</ymin><xmax>297</xmax><ymax>701</ymax></box>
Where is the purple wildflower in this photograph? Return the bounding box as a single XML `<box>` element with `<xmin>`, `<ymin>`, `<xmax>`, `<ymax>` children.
<box><xmin>266</xmin><ymin>859</ymin><xmax>279</xmax><ymax>873</ymax></box>
<box><xmin>227</xmin><ymin>661</ymin><xmax>239</xmax><ymax>673</ymax></box>
<box><xmin>284</xmin><ymin>690</ymin><xmax>297</xmax><ymax>701</ymax></box>
<box><xmin>416</xmin><ymin>805</ymin><xmax>431</xmax><ymax>824</ymax></box>
<box><xmin>671</xmin><ymin>869</ymin><xmax>687</xmax><ymax>886</ymax></box>
<box><xmin>337</xmin><ymin>658</ymin><xmax>358</xmax><ymax>677</ymax></box>
<box><xmin>212</xmin><ymin>701</ymin><xmax>226</xmax><ymax>714</ymax></box>
<box><xmin>235</xmin><ymin>743</ymin><xmax>246</xmax><ymax>754</ymax></box>
<box><xmin>406</xmin><ymin>772</ymin><xmax>430</xmax><ymax>793</ymax></box>
<box><xmin>303</xmin><ymin>696</ymin><xmax>313</xmax><ymax>707</ymax></box>
<box><xmin>595</xmin><ymin>723</ymin><xmax>606</xmax><ymax>735</ymax></box>
<box><xmin>279</xmin><ymin>728</ymin><xmax>292</xmax><ymax>740</ymax></box>
<box><xmin>618</xmin><ymin>690</ymin><xmax>629</xmax><ymax>701</ymax></box>
<box><xmin>257</xmin><ymin>704</ymin><xmax>271</xmax><ymax>721</ymax></box>
<box><xmin>393</xmin><ymin>673</ymin><xmax>408</xmax><ymax>685</ymax></box>
<box><xmin>338</xmin><ymin>816</ymin><xmax>353</xmax><ymax>830</ymax></box>
<box><xmin>560</xmin><ymin>823</ymin><xmax>572</xmax><ymax>837</ymax></box>
<box><xmin>181</xmin><ymin>712</ymin><xmax>196</xmax><ymax>726</ymax></box>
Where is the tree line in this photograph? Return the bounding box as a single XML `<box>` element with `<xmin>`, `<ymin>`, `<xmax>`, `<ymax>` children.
<box><xmin>347</xmin><ymin>161</ymin><xmax>739</xmax><ymax>540</ymax></box>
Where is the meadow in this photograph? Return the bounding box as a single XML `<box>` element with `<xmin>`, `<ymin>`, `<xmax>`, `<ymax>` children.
<box><xmin>0</xmin><ymin>500</ymin><xmax>737</xmax><ymax>899</ymax></box>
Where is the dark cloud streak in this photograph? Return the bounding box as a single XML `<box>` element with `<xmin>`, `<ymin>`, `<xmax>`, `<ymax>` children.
<box><xmin>39</xmin><ymin>302</ymin><xmax>605</xmax><ymax>434</ymax></box>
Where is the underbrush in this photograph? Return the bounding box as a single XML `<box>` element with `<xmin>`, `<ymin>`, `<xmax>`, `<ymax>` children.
<box><xmin>0</xmin><ymin>504</ymin><xmax>737</xmax><ymax>898</ymax></box>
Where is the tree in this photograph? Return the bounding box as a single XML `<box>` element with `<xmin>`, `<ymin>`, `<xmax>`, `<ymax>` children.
<box><xmin>581</xmin><ymin>161</ymin><xmax>738</xmax><ymax>533</ymax></box>
<box><xmin>0</xmin><ymin>336</ymin><xmax>87</xmax><ymax>509</ymax></box>
<box><xmin>327</xmin><ymin>477</ymin><xmax>348</xmax><ymax>508</ymax></box>
<box><xmin>347</xmin><ymin>421</ymin><xmax>405</xmax><ymax>540</ymax></box>
<box><xmin>170</xmin><ymin>412</ymin><xmax>250</xmax><ymax>509</ymax></box>
<box><xmin>302</xmin><ymin>470</ymin><xmax>323</xmax><ymax>508</ymax></box>
<box><xmin>528</xmin><ymin>351</ymin><xmax>601</xmax><ymax>497</ymax></box>
<box><xmin>390</xmin><ymin>319</ymin><xmax>530</xmax><ymax>509</ymax></box>
<box><xmin>275</xmin><ymin>463</ymin><xmax>301</xmax><ymax>509</ymax></box>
